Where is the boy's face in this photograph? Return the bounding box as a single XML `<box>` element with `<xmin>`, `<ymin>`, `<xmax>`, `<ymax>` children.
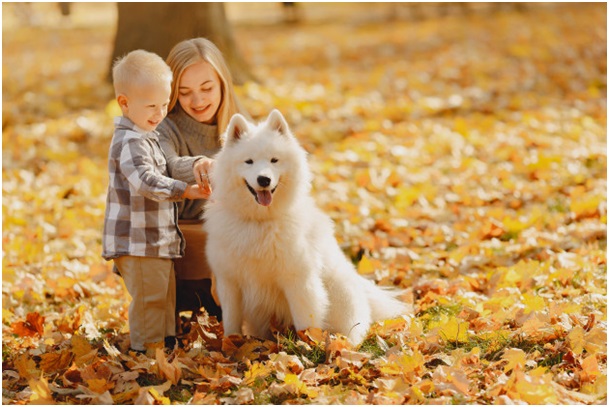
<box><xmin>177</xmin><ymin>61</ymin><xmax>222</xmax><ymax>124</ymax></box>
<box><xmin>117</xmin><ymin>82</ymin><xmax>171</xmax><ymax>132</ymax></box>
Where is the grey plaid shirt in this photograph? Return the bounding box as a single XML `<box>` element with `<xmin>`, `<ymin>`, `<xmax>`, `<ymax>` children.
<box><xmin>102</xmin><ymin>117</ymin><xmax>187</xmax><ymax>260</ymax></box>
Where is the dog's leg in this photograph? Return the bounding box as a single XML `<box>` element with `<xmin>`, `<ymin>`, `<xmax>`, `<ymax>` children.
<box><xmin>284</xmin><ymin>276</ymin><xmax>329</xmax><ymax>331</ymax></box>
<box><xmin>216</xmin><ymin>277</ymin><xmax>243</xmax><ymax>335</ymax></box>
<box><xmin>323</xmin><ymin>269</ymin><xmax>372</xmax><ymax>344</ymax></box>
<box><xmin>245</xmin><ymin>315</ymin><xmax>272</xmax><ymax>340</ymax></box>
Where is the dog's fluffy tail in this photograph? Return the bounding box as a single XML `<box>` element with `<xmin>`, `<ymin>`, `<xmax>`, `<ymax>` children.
<box><xmin>365</xmin><ymin>281</ymin><xmax>409</xmax><ymax>322</ymax></box>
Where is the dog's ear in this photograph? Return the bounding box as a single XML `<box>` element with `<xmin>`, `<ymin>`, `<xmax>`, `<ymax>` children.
<box><xmin>266</xmin><ymin>109</ymin><xmax>291</xmax><ymax>137</ymax></box>
<box><xmin>224</xmin><ymin>113</ymin><xmax>249</xmax><ymax>144</ymax></box>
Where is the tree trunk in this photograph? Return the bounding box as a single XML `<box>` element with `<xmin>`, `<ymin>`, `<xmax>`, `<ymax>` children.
<box><xmin>110</xmin><ymin>2</ymin><xmax>253</xmax><ymax>84</ymax></box>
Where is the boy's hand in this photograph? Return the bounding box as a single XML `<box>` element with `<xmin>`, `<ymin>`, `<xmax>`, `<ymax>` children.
<box><xmin>183</xmin><ymin>184</ymin><xmax>211</xmax><ymax>200</ymax></box>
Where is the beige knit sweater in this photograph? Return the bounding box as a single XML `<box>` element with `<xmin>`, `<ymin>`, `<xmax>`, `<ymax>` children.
<box><xmin>157</xmin><ymin>105</ymin><xmax>221</xmax><ymax>221</ymax></box>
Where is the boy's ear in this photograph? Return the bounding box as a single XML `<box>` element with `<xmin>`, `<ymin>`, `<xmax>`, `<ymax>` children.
<box><xmin>117</xmin><ymin>94</ymin><xmax>128</xmax><ymax>111</ymax></box>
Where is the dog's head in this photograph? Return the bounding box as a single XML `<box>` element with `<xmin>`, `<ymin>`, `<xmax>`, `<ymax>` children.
<box><xmin>211</xmin><ymin>110</ymin><xmax>311</xmax><ymax>214</ymax></box>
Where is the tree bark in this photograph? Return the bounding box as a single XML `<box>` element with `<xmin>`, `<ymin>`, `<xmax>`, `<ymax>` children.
<box><xmin>110</xmin><ymin>2</ymin><xmax>253</xmax><ymax>84</ymax></box>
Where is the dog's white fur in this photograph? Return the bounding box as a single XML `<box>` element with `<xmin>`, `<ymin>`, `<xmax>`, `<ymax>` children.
<box><xmin>204</xmin><ymin>110</ymin><xmax>408</xmax><ymax>344</ymax></box>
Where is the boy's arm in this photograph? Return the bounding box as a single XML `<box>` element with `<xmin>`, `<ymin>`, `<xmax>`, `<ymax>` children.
<box><xmin>119</xmin><ymin>136</ymin><xmax>188</xmax><ymax>202</ymax></box>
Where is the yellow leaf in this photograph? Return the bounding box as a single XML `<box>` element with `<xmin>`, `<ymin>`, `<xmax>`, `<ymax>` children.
<box><xmin>580</xmin><ymin>373</ymin><xmax>607</xmax><ymax>398</ymax></box>
<box><xmin>570</xmin><ymin>194</ymin><xmax>601</xmax><ymax>219</ymax></box>
<box><xmin>29</xmin><ymin>375</ymin><xmax>54</xmax><ymax>404</ymax></box>
<box><xmin>283</xmin><ymin>373</ymin><xmax>318</xmax><ymax>398</ymax></box>
<box><xmin>502</xmin><ymin>348</ymin><xmax>527</xmax><ymax>373</ymax></box>
<box><xmin>522</xmin><ymin>292</ymin><xmax>545</xmax><ymax>313</ymax></box>
<box><xmin>397</xmin><ymin>350</ymin><xmax>424</xmax><ymax>374</ymax></box>
<box><xmin>394</xmin><ymin>185</ymin><xmax>419</xmax><ymax>209</ymax></box>
<box><xmin>439</xmin><ymin>317</ymin><xmax>469</xmax><ymax>343</ymax></box>
<box><xmin>510</xmin><ymin>368</ymin><xmax>558</xmax><ymax>404</ymax></box>
<box><xmin>243</xmin><ymin>361</ymin><xmax>274</xmax><ymax>386</ymax></box>
<box><xmin>148</xmin><ymin>387</ymin><xmax>171</xmax><ymax>405</ymax></box>
<box><xmin>567</xmin><ymin>326</ymin><xmax>585</xmax><ymax>355</ymax></box>
<box><xmin>357</xmin><ymin>255</ymin><xmax>377</xmax><ymax>275</ymax></box>
<box><xmin>2</xmin><ymin>308</ymin><xmax>14</xmax><ymax>324</ymax></box>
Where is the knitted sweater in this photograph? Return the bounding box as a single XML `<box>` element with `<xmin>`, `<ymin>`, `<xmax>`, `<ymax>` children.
<box><xmin>157</xmin><ymin>105</ymin><xmax>221</xmax><ymax>221</ymax></box>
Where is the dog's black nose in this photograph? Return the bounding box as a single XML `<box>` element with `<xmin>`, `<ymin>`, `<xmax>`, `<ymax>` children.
<box><xmin>257</xmin><ymin>176</ymin><xmax>271</xmax><ymax>187</ymax></box>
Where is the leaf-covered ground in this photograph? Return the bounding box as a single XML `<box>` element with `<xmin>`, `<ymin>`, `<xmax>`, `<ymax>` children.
<box><xmin>2</xmin><ymin>2</ymin><xmax>607</xmax><ymax>404</ymax></box>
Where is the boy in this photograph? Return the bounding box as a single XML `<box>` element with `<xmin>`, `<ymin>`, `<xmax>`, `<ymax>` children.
<box><xmin>102</xmin><ymin>50</ymin><xmax>210</xmax><ymax>353</ymax></box>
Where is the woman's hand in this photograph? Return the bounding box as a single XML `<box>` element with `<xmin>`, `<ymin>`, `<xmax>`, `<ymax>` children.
<box><xmin>193</xmin><ymin>157</ymin><xmax>213</xmax><ymax>194</ymax></box>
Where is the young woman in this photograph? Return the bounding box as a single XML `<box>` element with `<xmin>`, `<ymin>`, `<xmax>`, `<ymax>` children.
<box><xmin>157</xmin><ymin>37</ymin><xmax>248</xmax><ymax>324</ymax></box>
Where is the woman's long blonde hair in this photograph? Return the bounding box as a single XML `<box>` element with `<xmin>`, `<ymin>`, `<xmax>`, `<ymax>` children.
<box><xmin>166</xmin><ymin>38</ymin><xmax>244</xmax><ymax>134</ymax></box>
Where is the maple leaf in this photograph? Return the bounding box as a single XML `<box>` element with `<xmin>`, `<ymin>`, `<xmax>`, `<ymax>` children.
<box><xmin>522</xmin><ymin>292</ymin><xmax>545</xmax><ymax>314</ymax></box>
<box><xmin>86</xmin><ymin>377</ymin><xmax>114</xmax><ymax>394</ymax></box>
<box><xmin>433</xmin><ymin>365</ymin><xmax>471</xmax><ymax>396</ymax></box>
<box><xmin>29</xmin><ymin>375</ymin><xmax>55</xmax><ymax>404</ymax></box>
<box><xmin>501</xmin><ymin>348</ymin><xmax>527</xmax><ymax>373</ymax></box>
<box><xmin>567</xmin><ymin>325</ymin><xmax>586</xmax><ymax>355</ymax></box>
<box><xmin>14</xmin><ymin>353</ymin><xmax>39</xmax><ymax>380</ymax></box>
<box><xmin>509</xmin><ymin>368</ymin><xmax>559</xmax><ymax>404</ymax></box>
<box><xmin>155</xmin><ymin>348</ymin><xmax>181</xmax><ymax>385</ymax></box>
<box><xmin>431</xmin><ymin>315</ymin><xmax>469</xmax><ymax>343</ymax></box>
<box><xmin>283</xmin><ymin>373</ymin><xmax>319</xmax><ymax>398</ymax></box>
<box><xmin>11</xmin><ymin>312</ymin><xmax>45</xmax><ymax>337</ymax></box>
<box><xmin>39</xmin><ymin>350</ymin><xmax>72</xmax><ymax>373</ymax></box>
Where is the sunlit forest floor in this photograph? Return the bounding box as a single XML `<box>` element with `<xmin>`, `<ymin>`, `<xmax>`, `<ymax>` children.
<box><xmin>2</xmin><ymin>2</ymin><xmax>607</xmax><ymax>404</ymax></box>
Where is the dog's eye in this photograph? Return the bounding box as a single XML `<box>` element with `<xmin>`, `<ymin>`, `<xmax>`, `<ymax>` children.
<box><xmin>245</xmin><ymin>159</ymin><xmax>253</xmax><ymax>165</ymax></box>
<box><xmin>271</xmin><ymin>158</ymin><xmax>279</xmax><ymax>164</ymax></box>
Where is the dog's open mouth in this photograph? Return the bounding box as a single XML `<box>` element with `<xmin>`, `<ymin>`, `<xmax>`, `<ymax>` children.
<box><xmin>246</xmin><ymin>182</ymin><xmax>277</xmax><ymax>207</ymax></box>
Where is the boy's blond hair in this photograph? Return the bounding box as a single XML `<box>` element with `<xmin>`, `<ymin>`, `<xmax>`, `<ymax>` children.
<box><xmin>165</xmin><ymin>38</ymin><xmax>244</xmax><ymax>134</ymax></box>
<box><xmin>112</xmin><ymin>49</ymin><xmax>172</xmax><ymax>97</ymax></box>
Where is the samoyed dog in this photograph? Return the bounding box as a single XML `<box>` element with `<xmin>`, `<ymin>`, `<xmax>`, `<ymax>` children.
<box><xmin>204</xmin><ymin>110</ymin><xmax>407</xmax><ymax>344</ymax></box>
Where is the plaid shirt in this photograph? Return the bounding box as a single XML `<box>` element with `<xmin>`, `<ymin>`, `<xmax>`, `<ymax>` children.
<box><xmin>102</xmin><ymin>117</ymin><xmax>187</xmax><ymax>260</ymax></box>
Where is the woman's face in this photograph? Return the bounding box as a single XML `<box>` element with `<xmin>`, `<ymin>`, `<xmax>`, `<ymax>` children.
<box><xmin>178</xmin><ymin>61</ymin><xmax>222</xmax><ymax>124</ymax></box>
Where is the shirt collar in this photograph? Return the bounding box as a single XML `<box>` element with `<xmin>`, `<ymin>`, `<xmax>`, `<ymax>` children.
<box><xmin>114</xmin><ymin>116</ymin><xmax>159</xmax><ymax>138</ymax></box>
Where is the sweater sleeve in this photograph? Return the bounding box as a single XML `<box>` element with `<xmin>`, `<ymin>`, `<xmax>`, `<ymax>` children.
<box><xmin>157</xmin><ymin>119</ymin><xmax>203</xmax><ymax>184</ymax></box>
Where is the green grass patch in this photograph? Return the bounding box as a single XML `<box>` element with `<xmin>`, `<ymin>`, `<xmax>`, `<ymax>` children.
<box><xmin>278</xmin><ymin>330</ymin><xmax>327</xmax><ymax>365</ymax></box>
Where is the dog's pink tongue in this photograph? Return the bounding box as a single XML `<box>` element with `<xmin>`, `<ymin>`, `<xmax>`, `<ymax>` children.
<box><xmin>256</xmin><ymin>190</ymin><xmax>273</xmax><ymax>206</ymax></box>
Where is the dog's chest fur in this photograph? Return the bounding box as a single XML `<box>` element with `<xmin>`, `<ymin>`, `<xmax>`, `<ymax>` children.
<box><xmin>222</xmin><ymin>214</ymin><xmax>311</xmax><ymax>277</ymax></box>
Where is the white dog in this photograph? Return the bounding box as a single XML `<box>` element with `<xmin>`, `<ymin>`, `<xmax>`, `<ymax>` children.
<box><xmin>204</xmin><ymin>110</ymin><xmax>408</xmax><ymax>344</ymax></box>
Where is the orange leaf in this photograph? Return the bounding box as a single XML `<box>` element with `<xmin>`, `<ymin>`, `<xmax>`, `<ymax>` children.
<box><xmin>71</xmin><ymin>334</ymin><xmax>93</xmax><ymax>358</ymax></box>
<box><xmin>11</xmin><ymin>312</ymin><xmax>45</xmax><ymax>337</ymax></box>
<box><xmin>39</xmin><ymin>350</ymin><xmax>73</xmax><ymax>373</ymax></box>
<box><xmin>15</xmin><ymin>353</ymin><xmax>39</xmax><ymax>380</ymax></box>
<box><xmin>87</xmin><ymin>378</ymin><xmax>114</xmax><ymax>394</ymax></box>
